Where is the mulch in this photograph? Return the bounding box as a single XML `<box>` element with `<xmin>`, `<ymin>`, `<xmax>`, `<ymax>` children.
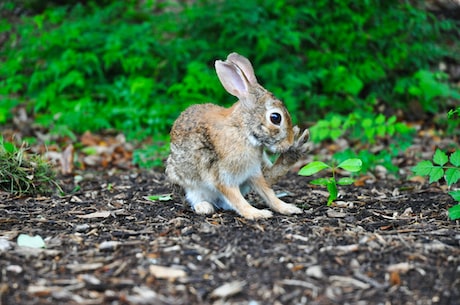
<box><xmin>1</xmin><ymin>166</ymin><xmax>459</xmax><ymax>305</ymax></box>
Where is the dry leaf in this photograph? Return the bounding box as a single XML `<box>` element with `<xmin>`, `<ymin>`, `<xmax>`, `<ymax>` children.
<box><xmin>389</xmin><ymin>271</ymin><xmax>401</xmax><ymax>286</ymax></box>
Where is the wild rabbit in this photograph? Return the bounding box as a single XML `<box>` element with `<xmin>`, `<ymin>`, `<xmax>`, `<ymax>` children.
<box><xmin>166</xmin><ymin>53</ymin><xmax>309</xmax><ymax>219</ymax></box>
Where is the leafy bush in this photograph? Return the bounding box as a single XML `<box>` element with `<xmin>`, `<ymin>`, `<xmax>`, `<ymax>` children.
<box><xmin>0</xmin><ymin>0</ymin><xmax>458</xmax><ymax>165</ymax></box>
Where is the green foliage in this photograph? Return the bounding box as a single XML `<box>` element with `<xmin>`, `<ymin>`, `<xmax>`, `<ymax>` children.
<box><xmin>448</xmin><ymin>203</ymin><xmax>460</xmax><ymax>220</ymax></box>
<box><xmin>412</xmin><ymin>149</ymin><xmax>460</xmax><ymax>220</ymax></box>
<box><xmin>299</xmin><ymin>158</ymin><xmax>362</xmax><ymax>206</ymax></box>
<box><xmin>310</xmin><ymin>112</ymin><xmax>413</xmax><ymax>144</ymax></box>
<box><xmin>0</xmin><ymin>0</ymin><xmax>458</xmax><ymax>167</ymax></box>
<box><xmin>394</xmin><ymin>70</ymin><xmax>460</xmax><ymax>113</ymax></box>
<box><xmin>0</xmin><ymin>137</ymin><xmax>59</xmax><ymax>195</ymax></box>
<box><xmin>1</xmin><ymin>1</ymin><xmax>458</xmax><ymax>130</ymax></box>
<box><xmin>413</xmin><ymin>149</ymin><xmax>460</xmax><ymax>186</ymax></box>
<box><xmin>310</xmin><ymin>112</ymin><xmax>414</xmax><ymax>173</ymax></box>
<box><xmin>448</xmin><ymin>107</ymin><xmax>460</xmax><ymax>120</ymax></box>
<box><xmin>447</xmin><ymin>107</ymin><xmax>460</xmax><ymax>135</ymax></box>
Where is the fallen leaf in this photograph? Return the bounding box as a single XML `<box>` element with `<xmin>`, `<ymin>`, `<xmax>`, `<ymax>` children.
<box><xmin>76</xmin><ymin>211</ymin><xmax>111</xmax><ymax>219</ymax></box>
<box><xmin>389</xmin><ymin>271</ymin><xmax>401</xmax><ymax>286</ymax></box>
<box><xmin>17</xmin><ymin>234</ymin><xmax>46</xmax><ymax>248</ymax></box>
<box><xmin>354</xmin><ymin>175</ymin><xmax>375</xmax><ymax>187</ymax></box>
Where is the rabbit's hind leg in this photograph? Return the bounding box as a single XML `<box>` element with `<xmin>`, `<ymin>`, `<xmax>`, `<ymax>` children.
<box><xmin>185</xmin><ymin>187</ymin><xmax>217</xmax><ymax>215</ymax></box>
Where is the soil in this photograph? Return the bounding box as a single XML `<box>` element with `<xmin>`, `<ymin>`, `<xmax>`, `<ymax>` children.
<box><xmin>1</xmin><ymin>165</ymin><xmax>459</xmax><ymax>305</ymax></box>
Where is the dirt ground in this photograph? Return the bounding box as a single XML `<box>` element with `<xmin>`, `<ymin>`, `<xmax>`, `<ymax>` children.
<box><xmin>1</xmin><ymin>161</ymin><xmax>459</xmax><ymax>305</ymax></box>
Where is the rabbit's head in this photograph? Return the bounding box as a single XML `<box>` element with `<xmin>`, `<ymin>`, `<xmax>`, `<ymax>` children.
<box><xmin>215</xmin><ymin>53</ymin><xmax>295</xmax><ymax>153</ymax></box>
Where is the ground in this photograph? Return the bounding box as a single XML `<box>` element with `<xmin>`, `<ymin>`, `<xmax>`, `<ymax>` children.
<box><xmin>1</xmin><ymin>157</ymin><xmax>459</xmax><ymax>305</ymax></box>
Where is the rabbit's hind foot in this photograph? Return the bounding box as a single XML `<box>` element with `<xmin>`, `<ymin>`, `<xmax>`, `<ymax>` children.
<box><xmin>193</xmin><ymin>201</ymin><xmax>215</xmax><ymax>215</ymax></box>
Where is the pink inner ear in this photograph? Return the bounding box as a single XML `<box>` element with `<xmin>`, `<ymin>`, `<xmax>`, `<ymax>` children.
<box><xmin>215</xmin><ymin>61</ymin><xmax>248</xmax><ymax>98</ymax></box>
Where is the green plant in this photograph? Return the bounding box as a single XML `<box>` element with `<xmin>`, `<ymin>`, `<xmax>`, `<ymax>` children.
<box><xmin>0</xmin><ymin>137</ymin><xmax>60</xmax><ymax>195</ymax></box>
<box><xmin>412</xmin><ymin>149</ymin><xmax>460</xmax><ymax>220</ymax></box>
<box><xmin>310</xmin><ymin>112</ymin><xmax>413</xmax><ymax>144</ymax></box>
<box><xmin>299</xmin><ymin>158</ymin><xmax>363</xmax><ymax>206</ymax></box>
<box><xmin>394</xmin><ymin>70</ymin><xmax>460</xmax><ymax>114</ymax></box>
<box><xmin>448</xmin><ymin>107</ymin><xmax>460</xmax><ymax>119</ymax></box>
<box><xmin>446</xmin><ymin>107</ymin><xmax>460</xmax><ymax>136</ymax></box>
<box><xmin>310</xmin><ymin>112</ymin><xmax>414</xmax><ymax>174</ymax></box>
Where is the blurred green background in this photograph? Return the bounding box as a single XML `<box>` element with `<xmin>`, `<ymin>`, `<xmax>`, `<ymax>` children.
<box><xmin>0</xmin><ymin>0</ymin><xmax>459</xmax><ymax>168</ymax></box>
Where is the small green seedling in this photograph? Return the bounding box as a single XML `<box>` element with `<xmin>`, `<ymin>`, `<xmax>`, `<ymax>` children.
<box><xmin>412</xmin><ymin>149</ymin><xmax>460</xmax><ymax>220</ymax></box>
<box><xmin>299</xmin><ymin>158</ymin><xmax>363</xmax><ymax>206</ymax></box>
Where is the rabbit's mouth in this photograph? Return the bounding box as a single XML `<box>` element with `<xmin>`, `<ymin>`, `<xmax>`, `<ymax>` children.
<box><xmin>248</xmin><ymin>132</ymin><xmax>263</xmax><ymax>147</ymax></box>
<box><xmin>249</xmin><ymin>131</ymin><xmax>290</xmax><ymax>153</ymax></box>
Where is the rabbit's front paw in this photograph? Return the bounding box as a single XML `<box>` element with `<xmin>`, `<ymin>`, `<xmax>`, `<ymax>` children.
<box><xmin>292</xmin><ymin>127</ymin><xmax>310</xmax><ymax>154</ymax></box>
<box><xmin>194</xmin><ymin>201</ymin><xmax>215</xmax><ymax>215</ymax></box>
<box><xmin>282</xmin><ymin>127</ymin><xmax>310</xmax><ymax>165</ymax></box>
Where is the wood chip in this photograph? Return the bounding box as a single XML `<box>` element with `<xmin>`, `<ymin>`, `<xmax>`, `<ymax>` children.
<box><xmin>76</xmin><ymin>211</ymin><xmax>111</xmax><ymax>219</ymax></box>
<box><xmin>210</xmin><ymin>281</ymin><xmax>246</xmax><ymax>299</ymax></box>
<box><xmin>387</xmin><ymin>262</ymin><xmax>413</xmax><ymax>274</ymax></box>
<box><xmin>320</xmin><ymin>244</ymin><xmax>359</xmax><ymax>255</ymax></box>
<box><xmin>329</xmin><ymin>276</ymin><xmax>370</xmax><ymax>289</ymax></box>
<box><xmin>66</xmin><ymin>263</ymin><xmax>104</xmax><ymax>273</ymax></box>
<box><xmin>326</xmin><ymin>210</ymin><xmax>347</xmax><ymax>218</ymax></box>
<box><xmin>149</xmin><ymin>265</ymin><xmax>186</xmax><ymax>279</ymax></box>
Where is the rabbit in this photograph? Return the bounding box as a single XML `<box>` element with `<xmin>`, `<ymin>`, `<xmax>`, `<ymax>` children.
<box><xmin>165</xmin><ymin>52</ymin><xmax>310</xmax><ymax>220</ymax></box>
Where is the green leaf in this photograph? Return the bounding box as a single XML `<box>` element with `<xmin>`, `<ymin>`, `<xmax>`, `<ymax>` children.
<box><xmin>448</xmin><ymin>203</ymin><xmax>460</xmax><ymax>220</ymax></box>
<box><xmin>449</xmin><ymin>190</ymin><xmax>460</xmax><ymax>202</ymax></box>
<box><xmin>375</xmin><ymin>114</ymin><xmax>386</xmax><ymax>124</ymax></box>
<box><xmin>429</xmin><ymin>166</ymin><xmax>444</xmax><ymax>183</ymax></box>
<box><xmin>310</xmin><ymin>178</ymin><xmax>331</xmax><ymax>186</ymax></box>
<box><xmin>2</xmin><ymin>141</ymin><xmax>17</xmax><ymax>154</ymax></box>
<box><xmin>445</xmin><ymin>168</ymin><xmax>460</xmax><ymax>187</ymax></box>
<box><xmin>412</xmin><ymin>160</ymin><xmax>433</xmax><ymax>176</ymax></box>
<box><xmin>337</xmin><ymin>177</ymin><xmax>355</xmax><ymax>185</ymax></box>
<box><xmin>17</xmin><ymin>234</ymin><xmax>46</xmax><ymax>248</ymax></box>
<box><xmin>433</xmin><ymin>149</ymin><xmax>448</xmax><ymax>166</ymax></box>
<box><xmin>450</xmin><ymin>150</ymin><xmax>460</xmax><ymax>167</ymax></box>
<box><xmin>337</xmin><ymin>158</ymin><xmax>362</xmax><ymax>172</ymax></box>
<box><xmin>326</xmin><ymin>180</ymin><xmax>338</xmax><ymax>206</ymax></box>
<box><xmin>147</xmin><ymin>194</ymin><xmax>173</xmax><ymax>201</ymax></box>
<box><xmin>298</xmin><ymin>161</ymin><xmax>330</xmax><ymax>176</ymax></box>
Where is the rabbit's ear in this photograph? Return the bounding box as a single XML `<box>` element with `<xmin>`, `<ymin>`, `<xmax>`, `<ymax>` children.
<box><xmin>226</xmin><ymin>53</ymin><xmax>258</xmax><ymax>85</ymax></box>
<box><xmin>215</xmin><ymin>60</ymin><xmax>250</xmax><ymax>99</ymax></box>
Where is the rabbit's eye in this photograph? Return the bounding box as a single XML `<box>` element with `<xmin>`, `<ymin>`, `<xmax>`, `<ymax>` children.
<box><xmin>269</xmin><ymin>112</ymin><xmax>282</xmax><ymax>125</ymax></box>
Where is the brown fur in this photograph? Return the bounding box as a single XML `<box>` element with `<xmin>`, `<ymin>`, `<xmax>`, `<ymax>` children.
<box><xmin>165</xmin><ymin>53</ymin><xmax>309</xmax><ymax>219</ymax></box>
